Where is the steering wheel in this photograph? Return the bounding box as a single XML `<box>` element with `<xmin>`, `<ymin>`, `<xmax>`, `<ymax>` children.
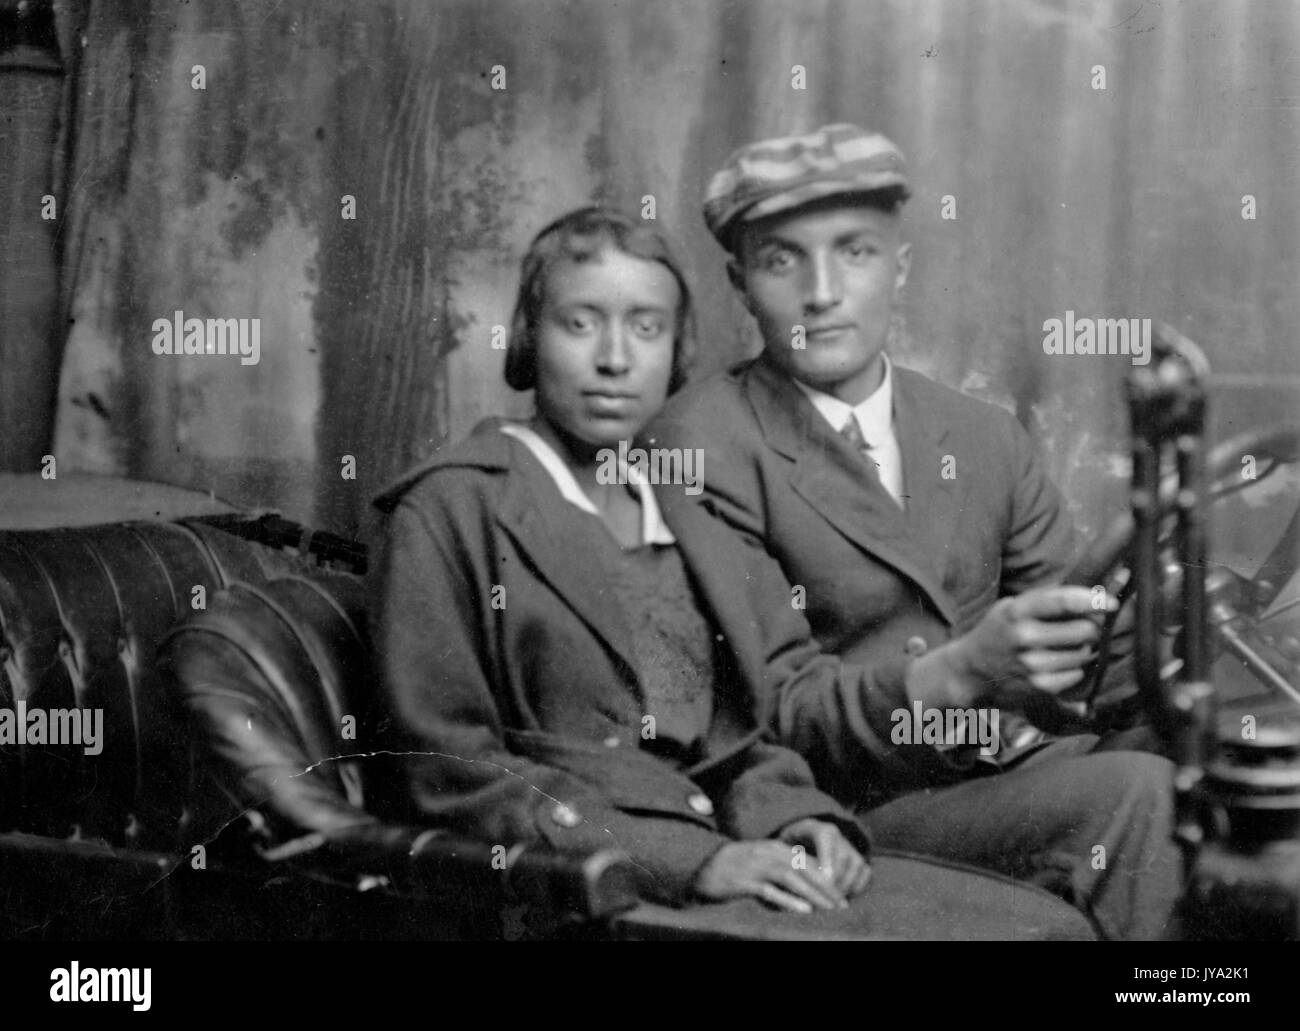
<box><xmin>1061</xmin><ymin>422</ymin><xmax>1300</xmax><ymax>731</ymax></box>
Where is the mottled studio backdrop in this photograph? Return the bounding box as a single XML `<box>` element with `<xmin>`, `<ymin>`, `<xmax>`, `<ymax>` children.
<box><xmin>2</xmin><ymin>0</ymin><xmax>1298</xmax><ymax>547</ymax></box>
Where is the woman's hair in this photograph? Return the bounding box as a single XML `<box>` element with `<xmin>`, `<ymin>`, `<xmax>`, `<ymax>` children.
<box><xmin>504</xmin><ymin>206</ymin><xmax>697</xmax><ymax>394</ymax></box>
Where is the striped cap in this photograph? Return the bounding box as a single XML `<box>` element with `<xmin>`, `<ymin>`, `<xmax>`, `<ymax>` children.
<box><xmin>703</xmin><ymin>124</ymin><xmax>910</xmax><ymax>251</ymax></box>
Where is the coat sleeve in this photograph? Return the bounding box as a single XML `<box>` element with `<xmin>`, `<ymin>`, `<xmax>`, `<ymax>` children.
<box><xmin>710</xmin><ymin>737</ymin><xmax>872</xmax><ymax>851</ymax></box>
<box><xmin>369</xmin><ymin>486</ymin><xmax>735</xmax><ymax>905</ymax></box>
<box><xmin>719</xmin><ymin>519</ymin><xmax>974</xmax><ymax>807</ymax></box>
<box><xmin>997</xmin><ymin>408</ymin><xmax>1079</xmax><ymax>595</ymax></box>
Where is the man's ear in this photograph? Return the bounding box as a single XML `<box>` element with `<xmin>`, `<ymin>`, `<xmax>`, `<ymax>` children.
<box><xmin>726</xmin><ymin>256</ymin><xmax>756</xmax><ymax>316</ymax></box>
<box><xmin>893</xmin><ymin>241</ymin><xmax>912</xmax><ymax>294</ymax></box>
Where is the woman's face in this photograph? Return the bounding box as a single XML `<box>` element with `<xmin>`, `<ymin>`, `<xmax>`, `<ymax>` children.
<box><xmin>533</xmin><ymin>247</ymin><xmax>680</xmax><ymax>450</ymax></box>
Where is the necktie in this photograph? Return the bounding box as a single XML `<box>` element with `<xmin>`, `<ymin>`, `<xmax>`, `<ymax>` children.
<box><xmin>840</xmin><ymin>415</ymin><xmax>904</xmax><ymax>509</ymax></box>
<box><xmin>839</xmin><ymin>416</ymin><xmax>879</xmax><ymax>469</ymax></box>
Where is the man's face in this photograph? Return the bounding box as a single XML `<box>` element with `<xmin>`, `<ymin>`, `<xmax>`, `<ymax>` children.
<box><xmin>533</xmin><ymin>247</ymin><xmax>679</xmax><ymax>451</ymax></box>
<box><xmin>730</xmin><ymin>200</ymin><xmax>910</xmax><ymax>405</ymax></box>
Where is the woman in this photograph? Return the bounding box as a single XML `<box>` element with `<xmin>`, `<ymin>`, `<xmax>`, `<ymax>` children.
<box><xmin>370</xmin><ymin>207</ymin><xmax>871</xmax><ymax>913</ymax></box>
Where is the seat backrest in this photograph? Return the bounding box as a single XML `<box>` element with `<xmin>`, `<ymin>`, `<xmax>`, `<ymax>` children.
<box><xmin>157</xmin><ymin>568</ymin><xmax>382</xmax><ymax>851</ymax></box>
<box><xmin>0</xmin><ymin>519</ymin><xmax>335</xmax><ymax>851</ymax></box>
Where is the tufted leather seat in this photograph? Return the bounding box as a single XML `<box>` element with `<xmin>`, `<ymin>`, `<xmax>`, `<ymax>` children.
<box><xmin>0</xmin><ymin>519</ymin><xmax>328</xmax><ymax>851</ymax></box>
<box><xmin>0</xmin><ymin>515</ymin><xmax>640</xmax><ymax>939</ymax></box>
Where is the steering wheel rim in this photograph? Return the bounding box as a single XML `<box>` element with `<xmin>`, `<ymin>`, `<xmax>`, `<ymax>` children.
<box><xmin>1063</xmin><ymin>422</ymin><xmax>1300</xmax><ymax>727</ymax></box>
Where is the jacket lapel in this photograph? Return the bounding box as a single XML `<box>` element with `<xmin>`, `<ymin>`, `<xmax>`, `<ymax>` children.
<box><xmin>659</xmin><ymin>491</ymin><xmax>763</xmax><ymax>697</ymax></box>
<box><xmin>499</xmin><ymin>452</ymin><xmax>765</xmax><ymax>772</ymax></box>
<box><xmin>374</xmin><ymin>421</ymin><xmax>642</xmax><ymax>679</ymax></box>
<box><xmin>892</xmin><ymin>367</ymin><xmax>961</xmax><ymax>597</ymax></box>
<box><xmin>656</xmin><ymin>489</ymin><xmax>767</xmax><ymax>762</ymax></box>
<box><xmin>493</xmin><ymin>448</ymin><xmax>641</xmax><ymax>679</ymax></box>
<box><xmin>748</xmin><ymin>356</ymin><xmax>959</xmax><ymax>626</ymax></box>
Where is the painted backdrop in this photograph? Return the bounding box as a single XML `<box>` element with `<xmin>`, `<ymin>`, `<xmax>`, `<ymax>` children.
<box><xmin>16</xmin><ymin>0</ymin><xmax>1300</xmax><ymax>546</ymax></box>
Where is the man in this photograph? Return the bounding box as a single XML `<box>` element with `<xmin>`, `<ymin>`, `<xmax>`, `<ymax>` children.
<box><xmin>648</xmin><ymin>124</ymin><xmax>1180</xmax><ymax>939</ymax></box>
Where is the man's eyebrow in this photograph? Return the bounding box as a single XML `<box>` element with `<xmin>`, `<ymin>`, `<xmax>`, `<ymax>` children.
<box><xmin>748</xmin><ymin>226</ymin><xmax>887</xmax><ymax>253</ymax></box>
<box><xmin>834</xmin><ymin>227</ymin><xmax>885</xmax><ymax>246</ymax></box>
<box><xmin>750</xmin><ymin>234</ymin><xmax>803</xmax><ymax>254</ymax></box>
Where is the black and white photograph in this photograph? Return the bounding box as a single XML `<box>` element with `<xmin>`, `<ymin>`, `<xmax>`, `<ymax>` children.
<box><xmin>2</xmin><ymin>0</ymin><xmax>1299</xmax><ymax>992</ymax></box>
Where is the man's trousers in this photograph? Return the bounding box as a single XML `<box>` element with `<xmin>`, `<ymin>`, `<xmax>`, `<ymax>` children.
<box><xmin>860</xmin><ymin>736</ymin><xmax>1183</xmax><ymax>940</ymax></box>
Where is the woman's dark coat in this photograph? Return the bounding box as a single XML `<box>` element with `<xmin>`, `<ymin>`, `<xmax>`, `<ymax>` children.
<box><xmin>369</xmin><ymin>420</ymin><xmax>883</xmax><ymax>904</ymax></box>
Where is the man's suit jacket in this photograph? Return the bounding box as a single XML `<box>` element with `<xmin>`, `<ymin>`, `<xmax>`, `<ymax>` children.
<box><xmin>368</xmin><ymin>419</ymin><xmax>881</xmax><ymax>905</ymax></box>
<box><xmin>649</xmin><ymin>353</ymin><xmax>1078</xmax><ymax>803</ymax></box>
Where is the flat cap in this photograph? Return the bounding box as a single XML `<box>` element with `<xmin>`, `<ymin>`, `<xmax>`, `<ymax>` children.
<box><xmin>703</xmin><ymin>123</ymin><xmax>911</xmax><ymax>251</ymax></box>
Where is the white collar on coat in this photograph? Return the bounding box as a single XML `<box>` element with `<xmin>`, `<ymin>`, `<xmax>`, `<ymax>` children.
<box><xmin>499</xmin><ymin>422</ymin><xmax>676</xmax><ymax>546</ymax></box>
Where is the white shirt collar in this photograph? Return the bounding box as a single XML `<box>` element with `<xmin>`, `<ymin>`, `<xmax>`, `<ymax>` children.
<box><xmin>793</xmin><ymin>352</ymin><xmax>895</xmax><ymax>446</ymax></box>
<box><xmin>498</xmin><ymin>422</ymin><xmax>676</xmax><ymax>545</ymax></box>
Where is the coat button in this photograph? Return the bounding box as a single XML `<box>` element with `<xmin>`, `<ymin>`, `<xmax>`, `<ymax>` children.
<box><xmin>602</xmin><ymin>735</ymin><xmax>621</xmax><ymax>749</ymax></box>
<box><xmin>686</xmin><ymin>792</ymin><xmax>714</xmax><ymax>817</ymax></box>
<box><xmin>904</xmin><ymin>635</ymin><xmax>928</xmax><ymax>657</ymax></box>
<box><xmin>550</xmin><ymin>803</ymin><xmax>581</xmax><ymax>828</ymax></box>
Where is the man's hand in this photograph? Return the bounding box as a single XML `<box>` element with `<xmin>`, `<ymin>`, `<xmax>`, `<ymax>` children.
<box><xmin>960</xmin><ymin>584</ymin><xmax>1109</xmax><ymax>692</ymax></box>
<box><xmin>909</xmin><ymin>585</ymin><xmax>1113</xmax><ymax>714</ymax></box>
<box><xmin>692</xmin><ymin>838</ymin><xmax>853</xmax><ymax>913</ymax></box>
<box><xmin>778</xmin><ymin>818</ymin><xmax>872</xmax><ymax>898</ymax></box>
